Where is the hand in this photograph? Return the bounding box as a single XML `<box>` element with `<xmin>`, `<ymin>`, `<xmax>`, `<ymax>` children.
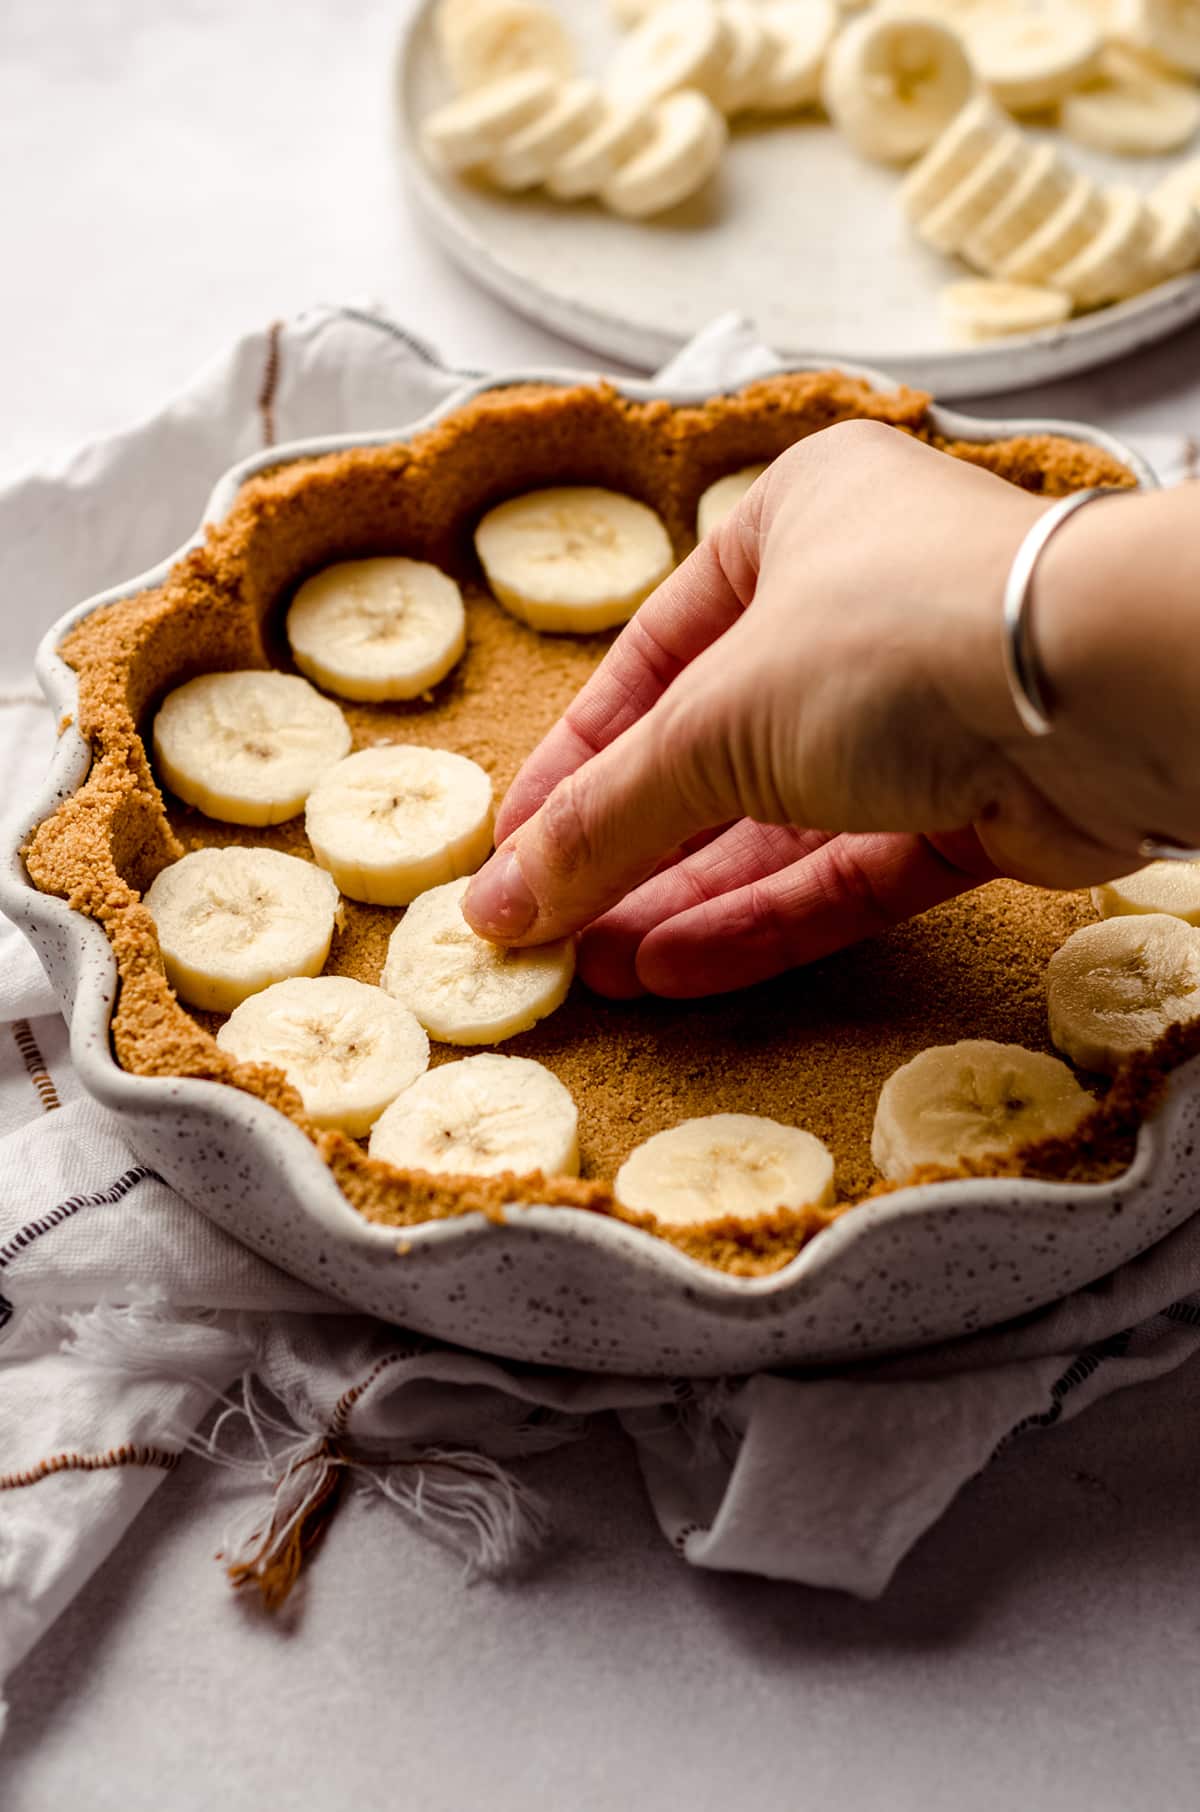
<box><xmin>462</xmin><ymin>419</ymin><xmax>1175</xmax><ymax>999</ymax></box>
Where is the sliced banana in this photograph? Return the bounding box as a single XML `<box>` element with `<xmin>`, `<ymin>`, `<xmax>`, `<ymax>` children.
<box><xmin>305</xmin><ymin>746</ymin><xmax>494</xmax><ymax>908</ymax></box>
<box><xmin>696</xmin><ymin>464</ymin><xmax>769</xmax><ymax>539</ymax></box>
<box><xmin>963</xmin><ymin>142</ymin><xmax>1074</xmax><ymax>274</ymax></box>
<box><xmin>1153</xmin><ymin>155</ymin><xmax>1200</xmax><ymax>211</ymax></box>
<box><xmin>1093</xmin><ymin>860</ymin><xmax>1200</xmax><ymax>923</ymax></box>
<box><xmin>822</xmin><ymin>15</ymin><xmax>976</xmax><ymax>165</ymax></box>
<box><xmin>439</xmin><ymin>0</ymin><xmax>576</xmax><ymax>93</ymax></box>
<box><xmin>1145</xmin><ymin>194</ymin><xmax>1200</xmax><ymax>280</ymax></box>
<box><xmin>545</xmin><ymin>101</ymin><xmax>654</xmax><ymax>200</ymax></box>
<box><xmin>614</xmin><ymin>1114</ymin><xmax>836</xmax><ymax>1226</ymax></box>
<box><xmin>152</xmin><ymin>671</ymin><xmax>351</xmax><ymax>827</ymax></box>
<box><xmin>485</xmin><ymin>79</ymin><xmax>604</xmax><ymax>190</ymax></box>
<box><xmin>286</xmin><ymin>558</ymin><xmax>466</xmax><ymax>703</ymax></box>
<box><xmin>1062</xmin><ymin>47</ymin><xmax>1200</xmax><ymax>154</ymax></box>
<box><xmin>711</xmin><ymin>3</ymin><xmax>778</xmax><ymax>115</ymax></box>
<box><xmin>600</xmin><ymin>89</ymin><xmax>728</xmax><ymax>218</ymax></box>
<box><xmin>1051</xmin><ymin>186</ymin><xmax>1156</xmax><ymax>306</ymax></box>
<box><xmin>216</xmin><ymin>975</ymin><xmax>430</xmax><ymax>1138</ymax></box>
<box><xmin>753</xmin><ymin>0</ymin><xmax>839</xmax><ymax>111</ymax></box>
<box><xmin>608</xmin><ymin>1</ymin><xmax>734</xmax><ymax>106</ymax></box>
<box><xmin>967</xmin><ymin>3</ymin><xmax>1101</xmax><ymax>112</ymax></box>
<box><xmin>144</xmin><ymin>847</ymin><xmax>340</xmax><ymax>1015</ymax></box>
<box><xmin>1047</xmin><ymin>912</ymin><xmax>1200</xmax><ymax>1074</ymax></box>
<box><xmin>475</xmin><ymin>486</ymin><xmax>674</xmax><ymax>632</ymax></box>
<box><xmin>918</xmin><ymin>131</ymin><xmax>1032</xmax><ymax>256</ymax></box>
<box><xmin>1000</xmin><ymin>176</ymin><xmax>1106</xmax><ymax>284</ymax></box>
<box><xmin>382</xmin><ymin>876</ymin><xmax>575</xmax><ymax>1046</ymax></box>
<box><xmin>422</xmin><ymin>69</ymin><xmax>558</xmax><ymax>170</ymax></box>
<box><xmin>1118</xmin><ymin>0</ymin><xmax>1200</xmax><ymax>78</ymax></box>
<box><xmin>939</xmin><ymin>277</ymin><xmax>1072</xmax><ymax>342</ymax></box>
<box><xmin>871</xmin><ymin>1040</ymin><xmax>1094</xmax><ymax>1182</ymax></box>
<box><xmin>611</xmin><ymin>0</ymin><xmax>673</xmax><ymax>25</ymax></box>
<box><xmin>899</xmin><ymin>94</ymin><xmax>1010</xmax><ymax>221</ymax></box>
<box><xmin>370</xmin><ymin>1054</ymin><xmax>579</xmax><ymax>1179</ymax></box>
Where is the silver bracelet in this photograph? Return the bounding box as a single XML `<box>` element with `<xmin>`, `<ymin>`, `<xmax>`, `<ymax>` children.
<box><xmin>1002</xmin><ymin>484</ymin><xmax>1200</xmax><ymax>864</ymax></box>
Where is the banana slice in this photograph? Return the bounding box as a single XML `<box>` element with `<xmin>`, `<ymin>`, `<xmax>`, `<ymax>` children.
<box><xmin>1062</xmin><ymin>47</ymin><xmax>1200</xmax><ymax>153</ymax></box>
<box><xmin>711</xmin><ymin>3</ymin><xmax>778</xmax><ymax>115</ymax></box>
<box><xmin>1153</xmin><ymin>155</ymin><xmax>1200</xmax><ymax>211</ymax></box>
<box><xmin>1145</xmin><ymin>195</ymin><xmax>1200</xmax><ymax>280</ymax></box>
<box><xmin>614</xmin><ymin>1114</ymin><xmax>836</xmax><ymax>1226</ymax></box>
<box><xmin>1000</xmin><ymin>176</ymin><xmax>1106</xmax><ymax>283</ymax></box>
<box><xmin>370</xmin><ymin>1053</ymin><xmax>579</xmax><ymax>1179</ymax></box>
<box><xmin>382</xmin><ymin>877</ymin><xmax>575</xmax><ymax>1045</ymax></box>
<box><xmin>1047</xmin><ymin>913</ymin><xmax>1200</xmax><ymax>1073</ymax></box>
<box><xmin>305</xmin><ymin>746</ymin><xmax>494</xmax><ymax>908</ymax></box>
<box><xmin>439</xmin><ymin>0</ymin><xmax>575</xmax><ymax>93</ymax></box>
<box><xmin>918</xmin><ymin>131</ymin><xmax>1032</xmax><ymax>255</ymax></box>
<box><xmin>611</xmin><ymin>0</ymin><xmax>673</xmax><ymax>25</ymax></box>
<box><xmin>940</xmin><ymin>278</ymin><xmax>1072</xmax><ymax>342</ymax></box>
<box><xmin>545</xmin><ymin>101</ymin><xmax>654</xmax><ymax>200</ymax></box>
<box><xmin>608</xmin><ymin>2</ymin><xmax>734</xmax><ymax>106</ymax></box>
<box><xmin>144</xmin><ymin>847</ymin><xmax>340</xmax><ymax>1014</ymax></box>
<box><xmin>753</xmin><ymin>0</ymin><xmax>838</xmax><ymax>111</ymax></box>
<box><xmin>871</xmin><ymin>1040</ymin><xmax>1094</xmax><ymax>1182</ymax></box>
<box><xmin>152</xmin><ymin>671</ymin><xmax>351</xmax><ymax>827</ymax></box>
<box><xmin>1051</xmin><ymin>185</ymin><xmax>1156</xmax><ymax>306</ymax></box>
<box><xmin>422</xmin><ymin>69</ymin><xmax>558</xmax><ymax>170</ymax></box>
<box><xmin>1093</xmin><ymin>860</ymin><xmax>1200</xmax><ymax>923</ymax></box>
<box><xmin>216</xmin><ymin>975</ymin><xmax>430</xmax><ymax>1137</ymax></box>
<box><xmin>963</xmin><ymin>142</ymin><xmax>1074</xmax><ymax>273</ymax></box>
<box><xmin>286</xmin><ymin>558</ymin><xmax>466</xmax><ymax>703</ymax></box>
<box><xmin>485</xmin><ymin>79</ymin><xmax>604</xmax><ymax>190</ymax></box>
<box><xmin>696</xmin><ymin>464</ymin><xmax>769</xmax><ymax>539</ymax></box>
<box><xmin>600</xmin><ymin>89</ymin><xmax>728</xmax><ymax>218</ymax></box>
<box><xmin>967</xmin><ymin>3</ymin><xmax>1101</xmax><ymax>112</ymax></box>
<box><xmin>1118</xmin><ymin>0</ymin><xmax>1200</xmax><ymax>78</ymax></box>
<box><xmin>899</xmin><ymin>94</ymin><xmax>1010</xmax><ymax>220</ymax></box>
<box><xmin>475</xmin><ymin>486</ymin><xmax>674</xmax><ymax>632</ymax></box>
<box><xmin>823</xmin><ymin>15</ymin><xmax>975</xmax><ymax>165</ymax></box>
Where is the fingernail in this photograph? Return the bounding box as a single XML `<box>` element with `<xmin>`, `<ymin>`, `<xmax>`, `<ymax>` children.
<box><xmin>464</xmin><ymin>848</ymin><xmax>537</xmax><ymax>940</ymax></box>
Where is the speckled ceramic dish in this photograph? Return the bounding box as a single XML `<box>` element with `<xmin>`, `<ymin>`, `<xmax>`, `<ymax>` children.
<box><xmin>4</xmin><ymin>359</ymin><xmax>1193</xmax><ymax>1379</ymax></box>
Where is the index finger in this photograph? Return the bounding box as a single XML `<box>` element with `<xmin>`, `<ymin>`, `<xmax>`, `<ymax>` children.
<box><xmin>494</xmin><ymin>533</ymin><xmax>754</xmax><ymax>845</ymax></box>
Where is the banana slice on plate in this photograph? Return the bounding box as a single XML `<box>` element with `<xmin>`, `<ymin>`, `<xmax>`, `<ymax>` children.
<box><xmin>918</xmin><ymin>131</ymin><xmax>1032</xmax><ymax>256</ymax></box>
<box><xmin>1119</xmin><ymin>0</ymin><xmax>1200</xmax><ymax>78</ymax></box>
<box><xmin>1047</xmin><ymin>912</ymin><xmax>1200</xmax><ymax>1074</ymax></box>
<box><xmin>614</xmin><ymin>1114</ymin><xmax>836</xmax><ymax>1226</ymax></box>
<box><xmin>1051</xmin><ymin>186</ymin><xmax>1156</xmax><ymax>306</ymax></box>
<box><xmin>608</xmin><ymin>1</ymin><xmax>734</xmax><ymax>106</ymax></box>
<box><xmin>963</xmin><ymin>143</ymin><xmax>1074</xmax><ymax>274</ymax></box>
<box><xmin>305</xmin><ymin>746</ymin><xmax>494</xmax><ymax>908</ymax></box>
<box><xmin>1145</xmin><ymin>195</ymin><xmax>1200</xmax><ymax>280</ymax></box>
<box><xmin>152</xmin><ymin>671</ymin><xmax>351</xmax><ymax>826</ymax></box>
<box><xmin>286</xmin><ymin>558</ymin><xmax>466</xmax><ymax>703</ymax></box>
<box><xmin>475</xmin><ymin>486</ymin><xmax>674</xmax><ymax>632</ymax></box>
<box><xmin>1093</xmin><ymin>859</ymin><xmax>1200</xmax><ymax>923</ymax></box>
<box><xmin>753</xmin><ymin>0</ymin><xmax>839</xmax><ymax>112</ymax></box>
<box><xmin>711</xmin><ymin>3</ymin><xmax>778</xmax><ymax>115</ymax></box>
<box><xmin>822</xmin><ymin>15</ymin><xmax>976</xmax><ymax>165</ymax></box>
<box><xmin>871</xmin><ymin>1040</ymin><xmax>1094</xmax><ymax>1182</ymax></box>
<box><xmin>967</xmin><ymin>3</ymin><xmax>1101</xmax><ymax>112</ymax></box>
<box><xmin>382</xmin><ymin>876</ymin><xmax>575</xmax><ymax>1045</ymax></box>
<box><xmin>438</xmin><ymin>0</ymin><xmax>576</xmax><ymax>92</ymax></box>
<box><xmin>216</xmin><ymin>975</ymin><xmax>430</xmax><ymax>1138</ymax></box>
<box><xmin>485</xmin><ymin>79</ymin><xmax>604</xmax><ymax>190</ymax></box>
<box><xmin>1153</xmin><ymin>156</ymin><xmax>1200</xmax><ymax>211</ymax></box>
<box><xmin>370</xmin><ymin>1053</ymin><xmax>580</xmax><ymax>1178</ymax></box>
<box><xmin>145</xmin><ymin>846</ymin><xmax>341</xmax><ymax>1014</ymax></box>
<box><xmin>422</xmin><ymin>69</ymin><xmax>558</xmax><ymax>170</ymax></box>
<box><xmin>900</xmin><ymin>94</ymin><xmax>1010</xmax><ymax>221</ymax></box>
<box><xmin>1000</xmin><ymin>176</ymin><xmax>1106</xmax><ymax>284</ymax></box>
<box><xmin>696</xmin><ymin>464</ymin><xmax>768</xmax><ymax>539</ymax></box>
<box><xmin>611</xmin><ymin>0</ymin><xmax>672</xmax><ymax>25</ymax></box>
<box><xmin>1062</xmin><ymin>47</ymin><xmax>1200</xmax><ymax>154</ymax></box>
<box><xmin>939</xmin><ymin>278</ymin><xmax>1072</xmax><ymax>342</ymax></box>
<box><xmin>601</xmin><ymin>89</ymin><xmax>729</xmax><ymax>218</ymax></box>
<box><xmin>546</xmin><ymin>102</ymin><xmax>654</xmax><ymax>200</ymax></box>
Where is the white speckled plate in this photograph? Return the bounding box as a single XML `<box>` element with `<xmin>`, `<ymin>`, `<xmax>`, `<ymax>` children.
<box><xmin>397</xmin><ymin>0</ymin><xmax>1200</xmax><ymax>398</ymax></box>
<box><xmin>4</xmin><ymin>359</ymin><xmax>1197</xmax><ymax>1378</ymax></box>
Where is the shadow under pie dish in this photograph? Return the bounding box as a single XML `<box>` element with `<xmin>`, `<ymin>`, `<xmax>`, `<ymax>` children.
<box><xmin>8</xmin><ymin>358</ymin><xmax>1200</xmax><ymax>1377</ymax></box>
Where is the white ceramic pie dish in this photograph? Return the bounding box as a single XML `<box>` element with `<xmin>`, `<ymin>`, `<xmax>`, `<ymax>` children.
<box><xmin>4</xmin><ymin>357</ymin><xmax>1194</xmax><ymax>1379</ymax></box>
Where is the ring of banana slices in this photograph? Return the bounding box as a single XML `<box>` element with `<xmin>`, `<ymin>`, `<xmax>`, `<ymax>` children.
<box><xmin>419</xmin><ymin>0</ymin><xmax>1200</xmax><ymax>340</ymax></box>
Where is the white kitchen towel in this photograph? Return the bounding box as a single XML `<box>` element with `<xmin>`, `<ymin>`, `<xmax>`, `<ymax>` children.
<box><xmin>3</xmin><ymin>307</ymin><xmax>1200</xmax><ymax>1737</ymax></box>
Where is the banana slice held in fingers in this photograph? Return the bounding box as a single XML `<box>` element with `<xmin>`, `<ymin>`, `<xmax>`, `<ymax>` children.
<box><xmin>615</xmin><ymin>1115</ymin><xmax>836</xmax><ymax>1226</ymax></box>
<box><xmin>871</xmin><ymin>1040</ymin><xmax>1094</xmax><ymax>1182</ymax></box>
<box><xmin>216</xmin><ymin>975</ymin><xmax>430</xmax><ymax>1138</ymax></box>
<box><xmin>370</xmin><ymin>1054</ymin><xmax>580</xmax><ymax>1178</ymax></box>
<box><xmin>382</xmin><ymin>877</ymin><xmax>575</xmax><ymax>1045</ymax></box>
<box><xmin>823</xmin><ymin>15</ymin><xmax>976</xmax><ymax>165</ymax></box>
<box><xmin>438</xmin><ymin>0</ymin><xmax>576</xmax><ymax>92</ymax></box>
<box><xmin>601</xmin><ymin>89</ymin><xmax>728</xmax><ymax>219</ymax></box>
<box><xmin>486</xmin><ymin>79</ymin><xmax>604</xmax><ymax>190</ymax></box>
<box><xmin>305</xmin><ymin>746</ymin><xmax>494</xmax><ymax>907</ymax></box>
<box><xmin>286</xmin><ymin>558</ymin><xmax>466</xmax><ymax>703</ymax></box>
<box><xmin>422</xmin><ymin>69</ymin><xmax>558</xmax><ymax>170</ymax></box>
<box><xmin>1062</xmin><ymin>47</ymin><xmax>1200</xmax><ymax>154</ymax></box>
<box><xmin>145</xmin><ymin>847</ymin><xmax>341</xmax><ymax>1014</ymax></box>
<box><xmin>152</xmin><ymin>671</ymin><xmax>351</xmax><ymax>826</ymax></box>
<box><xmin>476</xmin><ymin>486</ymin><xmax>674</xmax><ymax>632</ymax></box>
<box><xmin>1093</xmin><ymin>859</ymin><xmax>1200</xmax><ymax>923</ymax></box>
<box><xmin>967</xmin><ymin>3</ymin><xmax>1101</xmax><ymax>112</ymax></box>
<box><xmin>939</xmin><ymin>278</ymin><xmax>1072</xmax><ymax>341</ymax></box>
<box><xmin>696</xmin><ymin>464</ymin><xmax>769</xmax><ymax>539</ymax></box>
<box><xmin>1047</xmin><ymin>913</ymin><xmax>1200</xmax><ymax>1074</ymax></box>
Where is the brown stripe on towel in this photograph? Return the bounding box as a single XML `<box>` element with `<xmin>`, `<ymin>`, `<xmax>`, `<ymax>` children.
<box><xmin>0</xmin><ymin>1443</ymin><xmax>180</xmax><ymax>1490</ymax></box>
<box><xmin>11</xmin><ymin>1018</ymin><xmax>60</xmax><ymax>1113</ymax></box>
<box><xmin>258</xmin><ymin>319</ymin><xmax>283</xmax><ymax>448</ymax></box>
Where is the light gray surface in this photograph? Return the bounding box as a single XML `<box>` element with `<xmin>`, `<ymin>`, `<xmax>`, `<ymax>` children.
<box><xmin>6</xmin><ymin>1</ymin><xmax>1200</xmax><ymax>1806</ymax></box>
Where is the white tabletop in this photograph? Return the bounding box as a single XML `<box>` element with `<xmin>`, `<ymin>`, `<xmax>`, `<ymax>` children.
<box><xmin>4</xmin><ymin>3</ymin><xmax>1200</xmax><ymax>1806</ymax></box>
